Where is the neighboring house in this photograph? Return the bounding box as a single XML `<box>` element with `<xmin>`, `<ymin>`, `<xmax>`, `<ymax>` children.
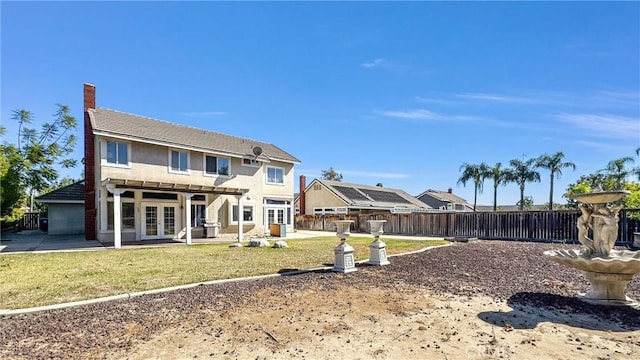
<box><xmin>83</xmin><ymin>83</ymin><xmax>300</xmax><ymax>247</ymax></box>
<box><xmin>416</xmin><ymin>188</ymin><xmax>474</xmax><ymax>212</ymax></box>
<box><xmin>295</xmin><ymin>176</ymin><xmax>433</xmax><ymax>215</ymax></box>
<box><xmin>36</xmin><ymin>181</ymin><xmax>85</xmax><ymax>235</ymax></box>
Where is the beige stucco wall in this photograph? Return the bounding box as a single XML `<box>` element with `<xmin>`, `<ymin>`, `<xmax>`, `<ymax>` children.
<box><xmin>303</xmin><ymin>181</ymin><xmax>348</xmax><ymax>214</ymax></box>
<box><xmin>95</xmin><ymin>136</ymin><xmax>296</xmax><ymax>241</ymax></box>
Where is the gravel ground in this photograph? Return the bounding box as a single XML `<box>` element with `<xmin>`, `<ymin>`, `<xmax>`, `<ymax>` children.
<box><xmin>1</xmin><ymin>241</ymin><xmax>639</xmax><ymax>359</ymax></box>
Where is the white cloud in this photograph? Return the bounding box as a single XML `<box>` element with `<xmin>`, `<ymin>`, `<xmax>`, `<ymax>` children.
<box><xmin>374</xmin><ymin>109</ymin><xmax>479</xmax><ymax>122</ymax></box>
<box><xmin>455</xmin><ymin>92</ymin><xmax>538</xmax><ymax>104</ymax></box>
<box><xmin>413</xmin><ymin>89</ymin><xmax>639</xmax><ymax>111</ymax></box>
<box><xmin>177</xmin><ymin>111</ymin><xmax>226</xmax><ymax>117</ymax></box>
<box><xmin>555</xmin><ymin>113</ymin><xmax>640</xmax><ymax>139</ymax></box>
<box><xmin>361</xmin><ymin>58</ymin><xmax>386</xmax><ymax>68</ymax></box>
<box><xmin>341</xmin><ymin>170</ymin><xmax>409</xmax><ymax>179</ymax></box>
<box><xmin>295</xmin><ymin>168</ymin><xmax>409</xmax><ymax>182</ymax></box>
<box><xmin>573</xmin><ymin>139</ymin><xmax>630</xmax><ymax>152</ymax></box>
<box><xmin>413</xmin><ymin>96</ymin><xmax>458</xmax><ymax>106</ymax></box>
<box><xmin>589</xmin><ymin>90</ymin><xmax>640</xmax><ymax>108</ymax></box>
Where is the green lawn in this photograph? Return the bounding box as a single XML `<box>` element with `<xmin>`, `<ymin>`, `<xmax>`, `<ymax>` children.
<box><xmin>0</xmin><ymin>237</ymin><xmax>447</xmax><ymax>309</ymax></box>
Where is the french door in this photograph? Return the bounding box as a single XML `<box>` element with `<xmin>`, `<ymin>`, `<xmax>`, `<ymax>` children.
<box><xmin>265</xmin><ymin>207</ymin><xmax>286</xmax><ymax>225</ymax></box>
<box><xmin>141</xmin><ymin>202</ymin><xmax>179</xmax><ymax>240</ymax></box>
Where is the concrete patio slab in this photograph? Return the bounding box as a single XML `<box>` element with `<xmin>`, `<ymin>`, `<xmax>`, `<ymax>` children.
<box><xmin>1</xmin><ymin>230</ymin><xmax>104</xmax><ymax>254</ymax></box>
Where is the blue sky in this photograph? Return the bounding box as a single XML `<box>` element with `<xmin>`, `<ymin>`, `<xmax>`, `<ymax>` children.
<box><xmin>2</xmin><ymin>1</ymin><xmax>639</xmax><ymax>207</ymax></box>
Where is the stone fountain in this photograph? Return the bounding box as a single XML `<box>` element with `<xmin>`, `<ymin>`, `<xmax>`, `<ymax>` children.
<box><xmin>544</xmin><ymin>190</ymin><xmax>640</xmax><ymax>307</ymax></box>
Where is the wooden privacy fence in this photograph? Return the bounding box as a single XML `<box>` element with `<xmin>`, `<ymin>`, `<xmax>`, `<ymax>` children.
<box><xmin>295</xmin><ymin>209</ymin><xmax>640</xmax><ymax>246</ymax></box>
<box><xmin>20</xmin><ymin>212</ymin><xmax>42</xmax><ymax>230</ymax></box>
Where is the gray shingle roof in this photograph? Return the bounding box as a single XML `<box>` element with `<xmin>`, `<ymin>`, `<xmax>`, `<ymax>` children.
<box><xmin>417</xmin><ymin>189</ymin><xmax>472</xmax><ymax>207</ymax></box>
<box><xmin>88</xmin><ymin>107</ymin><xmax>300</xmax><ymax>163</ymax></box>
<box><xmin>36</xmin><ymin>181</ymin><xmax>85</xmax><ymax>203</ymax></box>
<box><xmin>316</xmin><ymin>179</ymin><xmax>432</xmax><ymax>210</ymax></box>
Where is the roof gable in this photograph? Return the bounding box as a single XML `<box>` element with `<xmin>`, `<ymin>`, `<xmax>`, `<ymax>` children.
<box><xmin>89</xmin><ymin>107</ymin><xmax>300</xmax><ymax>164</ymax></box>
<box><xmin>418</xmin><ymin>189</ymin><xmax>469</xmax><ymax>204</ymax></box>
<box><xmin>36</xmin><ymin>181</ymin><xmax>85</xmax><ymax>203</ymax></box>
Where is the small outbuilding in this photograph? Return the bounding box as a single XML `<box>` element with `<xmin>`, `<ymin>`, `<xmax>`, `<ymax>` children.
<box><xmin>36</xmin><ymin>180</ymin><xmax>85</xmax><ymax>235</ymax></box>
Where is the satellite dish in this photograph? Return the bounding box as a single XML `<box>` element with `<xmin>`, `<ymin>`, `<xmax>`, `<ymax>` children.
<box><xmin>252</xmin><ymin>146</ymin><xmax>263</xmax><ymax>157</ymax></box>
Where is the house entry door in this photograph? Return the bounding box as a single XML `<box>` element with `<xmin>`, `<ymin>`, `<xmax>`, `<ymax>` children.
<box><xmin>141</xmin><ymin>202</ymin><xmax>179</xmax><ymax>240</ymax></box>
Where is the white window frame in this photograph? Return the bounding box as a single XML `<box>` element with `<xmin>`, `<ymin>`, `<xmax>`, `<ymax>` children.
<box><xmin>242</xmin><ymin>157</ymin><xmax>260</xmax><ymax>168</ymax></box>
<box><xmin>203</xmin><ymin>155</ymin><xmax>231</xmax><ymax>177</ymax></box>
<box><xmin>313</xmin><ymin>207</ymin><xmax>347</xmax><ymax>215</ymax></box>
<box><xmin>168</xmin><ymin>149</ymin><xmax>190</xmax><ymax>174</ymax></box>
<box><xmin>191</xmin><ymin>201</ymin><xmax>207</xmax><ymax>227</ymax></box>
<box><xmin>101</xmin><ymin>140</ymin><xmax>131</xmax><ymax>168</ymax></box>
<box><xmin>106</xmin><ymin>199</ymin><xmax>136</xmax><ymax>231</ymax></box>
<box><xmin>264</xmin><ymin>198</ymin><xmax>293</xmax><ymax>226</ymax></box>
<box><xmin>229</xmin><ymin>203</ymin><xmax>255</xmax><ymax>225</ymax></box>
<box><xmin>266</xmin><ymin>166</ymin><xmax>285</xmax><ymax>185</ymax></box>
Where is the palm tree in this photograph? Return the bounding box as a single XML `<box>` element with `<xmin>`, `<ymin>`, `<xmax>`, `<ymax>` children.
<box><xmin>634</xmin><ymin>147</ymin><xmax>640</xmax><ymax>181</ymax></box>
<box><xmin>507</xmin><ymin>157</ymin><xmax>541</xmax><ymax>211</ymax></box>
<box><xmin>599</xmin><ymin>157</ymin><xmax>634</xmax><ymax>189</ymax></box>
<box><xmin>536</xmin><ymin>152</ymin><xmax>576</xmax><ymax>210</ymax></box>
<box><xmin>457</xmin><ymin>162</ymin><xmax>489</xmax><ymax>212</ymax></box>
<box><xmin>487</xmin><ymin>162</ymin><xmax>510</xmax><ymax>212</ymax></box>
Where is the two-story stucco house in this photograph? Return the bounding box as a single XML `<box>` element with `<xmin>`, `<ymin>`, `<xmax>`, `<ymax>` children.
<box><xmin>83</xmin><ymin>83</ymin><xmax>300</xmax><ymax>248</ymax></box>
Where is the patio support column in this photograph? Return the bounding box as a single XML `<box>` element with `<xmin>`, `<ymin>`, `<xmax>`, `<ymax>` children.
<box><xmin>185</xmin><ymin>193</ymin><xmax>193</xmax><ymax>245</ymax></box>
<box><xmin>237</xmin><ymin>194</ymin><xmax>244</xmax><ymax>243</ymax></box>
<box><xmin>100</xmin><ymin>188</ymin><xmax>108</xmax><ymax>232</ymax></box>
<box><xmin>106</xmin><ymin>185</ymin><xmax>124</xmax><ymax>249</ymax></box>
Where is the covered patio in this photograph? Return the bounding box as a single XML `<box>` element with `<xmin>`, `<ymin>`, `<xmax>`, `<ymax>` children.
<box><xmin>102</xmin><ymin>178</ymin><xmax>250</xmax><ymax>249</ymax></box>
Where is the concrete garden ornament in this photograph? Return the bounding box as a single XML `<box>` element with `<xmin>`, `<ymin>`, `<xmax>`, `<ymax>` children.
<box><xmin>544</xmin><ymin>190</ymin><xmax>640</xmax><ymax>307</ymax></box>
<box><xmin>333</xmin><ymin>220</ymin><xmax>357</xmax><ymax>273</ymax></box>
<box><xmin>367</xmin><ymin>220</ymin><xmax>390</xmax><ymax>266</ymax></box>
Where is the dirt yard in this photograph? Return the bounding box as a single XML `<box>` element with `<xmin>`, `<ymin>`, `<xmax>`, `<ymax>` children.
<box><xmin>2</xmin><ymin>241</ymin><xmax>639</xmax><ymax>359</ymax></box>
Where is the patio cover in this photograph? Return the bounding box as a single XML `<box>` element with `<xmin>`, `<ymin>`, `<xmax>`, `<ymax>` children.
<box><xmin>101</xmin><ymin>178</ymin><xmax>249</xmax><ymax>195</ymax></box>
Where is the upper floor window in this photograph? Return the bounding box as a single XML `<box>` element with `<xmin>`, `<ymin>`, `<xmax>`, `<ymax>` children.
<box><xmin>106</xmin><ymin>141</ymin><xmax>128</xmax><ymax>165</ymax></box>
<box><xmin>266</xmin><ymin>166</ymin><xmax>284</xmax><ymax>185</ymax></box>
<box><xmin>170</xmin><ymin>150</ymin><xmax>189</xmax><ymax>173</ymax></box>
<box><xmin>205</xmin><ymin>155</ymin><xmax>230</xmax><ymax>176</ymax></box>
<box><xmin>242</xmin><ymin>158</ymin><xmax>260</xmax><ymax>167</ymax></box>
<box><xmin>446</xmin><ymin>203</ymin><xmax>466</xmax><ymax>211</ymax></box>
